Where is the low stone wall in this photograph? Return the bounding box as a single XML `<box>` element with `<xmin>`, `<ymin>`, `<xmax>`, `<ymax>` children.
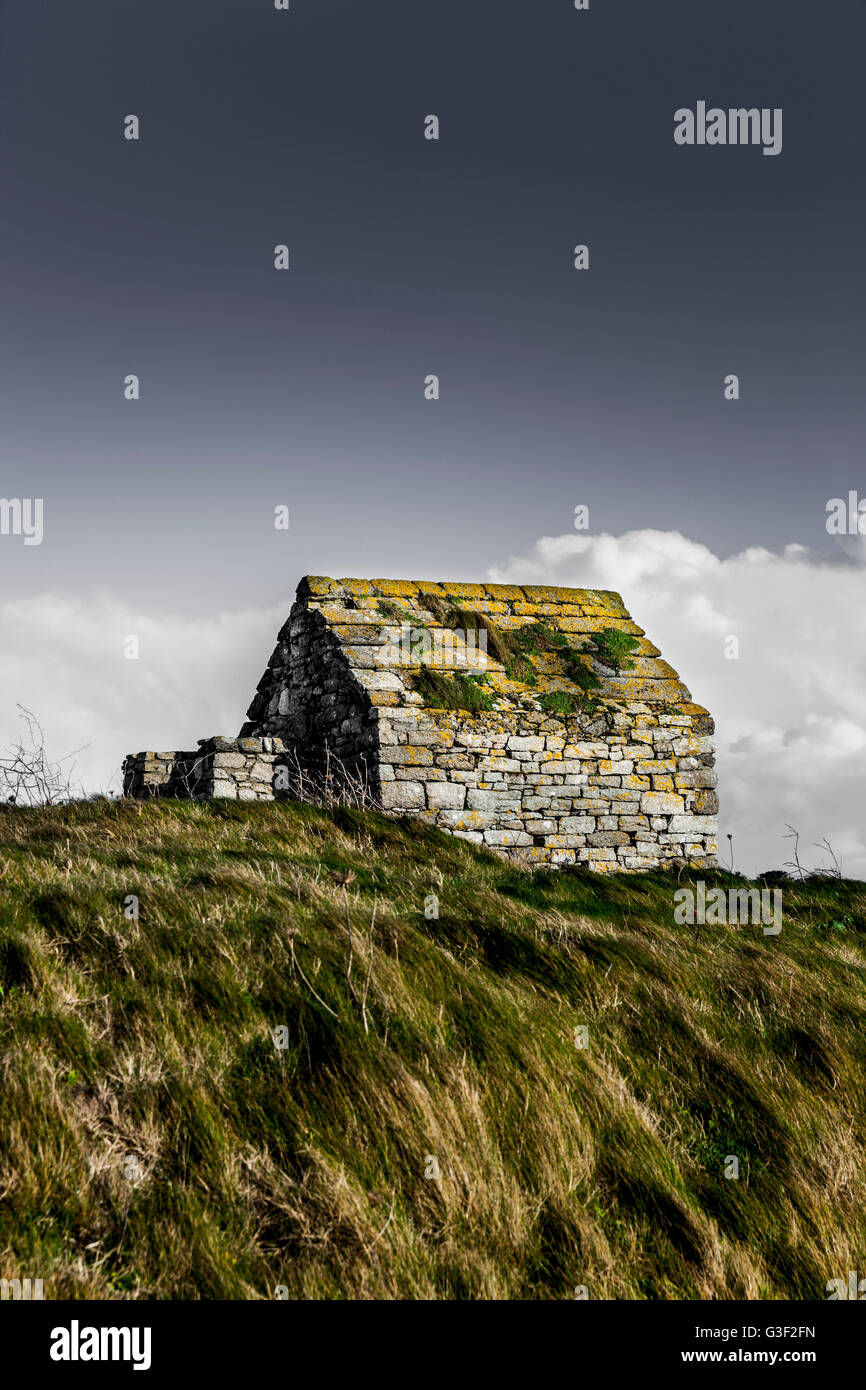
<box><xmin>205</xmin><ymin>737</ymin><xmax>287</xmax><ymax>800</ymax></box>
<box><xmin>121</xmin><ymin>749</ymin><xmax>205</xmax><ymax>798</ymax></box>
<box><xmin>123</xmin><ymin>737</ymin><xmax>286</xmax><ymax>800</ymax></box>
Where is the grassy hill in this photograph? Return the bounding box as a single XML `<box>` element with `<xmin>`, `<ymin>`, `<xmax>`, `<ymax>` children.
<box><xmin>0</xmin><ymin>799</ymin><xmax>864</xmax><ymax>1300</ymax></box>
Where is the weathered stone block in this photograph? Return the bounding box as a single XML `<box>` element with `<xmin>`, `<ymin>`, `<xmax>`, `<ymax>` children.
<box><xmin>667</xmin><ymin>815</ymin><xmax>717</xmax><ymax>835</ymax></box>
<box><xmin>467</xmin><ymin>789</ymin><xmax>521</xmax><ymax>812</ymax></box>
<box><xmin>484</xmin><ymin>830</ymin><xmax>533</xmax><ymax>846</ymax></box>
<box><xmin>213</xmin><ymin>753</ymin><xmax>247</xmax><ymax>769</ymax></box>
<box><xmin>426</xmin><ymin>782</ymin><xmax>466</xmax><ymax>810</ymax></box>
<box><xmin>211</xmin><ymin>782</ymin><xmax>238</xmax><ymax>800</ymax></box>
<box><xmin>380</xmin><ymin>781</ymin><xmax>425</xmax><ymax>810</ymax></box>
<box><xmin>379</xmin><ymin>745</ymin><xmax>433</xmax><ymax>765</ymax></box>
<box><xmin>641</xmin><ymin>792</ymin><xmax>686</xmax><ymax>815</ymax></box>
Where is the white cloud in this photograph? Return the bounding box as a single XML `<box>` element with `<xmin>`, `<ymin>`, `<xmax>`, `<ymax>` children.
<box><xmin>490</xmin><ymin>530</ymin><xmax>866</xmax><ymax>878</ymax></box>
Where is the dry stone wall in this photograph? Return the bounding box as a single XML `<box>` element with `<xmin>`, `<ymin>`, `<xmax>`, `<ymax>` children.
<box><xmin>123</xmin><ymin>574</ymin><xmax>718</xmax><ymax>871</ymax></box>
<box><xmin>372</xmin><ymin>707</ymin><xmax>716</xmax><ymax>869</ymax></box>
<box><xmin>122</xmin><ymin>737</ymin><xmax>286</xmax><ymax>801</ymax></box>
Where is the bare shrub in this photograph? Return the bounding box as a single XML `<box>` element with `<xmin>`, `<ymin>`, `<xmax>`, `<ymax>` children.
<box><xmin>0</xmin><ymin>706</ymin><xmax>89</xmax><ymax>807</ymax></box>
<box><xmin>783</xmin><ymin>824</ymin><xmax>843</xmax><ymax>880</ymax></box>
<box><xmin>274</xmin><ymin>745</ymin><xmax>378</xmax><ymax>810</ymax></box>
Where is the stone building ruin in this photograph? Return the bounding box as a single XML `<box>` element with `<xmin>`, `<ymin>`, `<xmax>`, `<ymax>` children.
<box><xmin>123</xmin><ymin>575</ymin><xmax>717</xmax><ymax>870</ymax></box>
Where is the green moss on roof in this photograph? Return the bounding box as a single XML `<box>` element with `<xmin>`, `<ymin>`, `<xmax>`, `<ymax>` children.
<box><xmin>298</xmin><ymin>576</ymin><xmax>712</xmax><ymax>729</ymax></box>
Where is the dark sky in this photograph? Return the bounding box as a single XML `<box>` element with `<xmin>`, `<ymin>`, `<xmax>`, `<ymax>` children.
<box><xmin>1</xmin><ymin>0</ymin><xmax>863</xmax><ymax>613</ymax></box>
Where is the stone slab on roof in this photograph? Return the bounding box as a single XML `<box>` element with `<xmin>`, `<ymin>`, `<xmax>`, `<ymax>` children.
<box><xmin>296</xmin><ymin>575</ymin><xmax>712</xmax><ymax>728</ymax></box>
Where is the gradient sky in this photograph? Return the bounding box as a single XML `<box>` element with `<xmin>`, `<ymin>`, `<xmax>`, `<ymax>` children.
<box><xmin>1</xmin><ymin>0</ymin><xmax>863</xmax><ymax>614</ymax></box>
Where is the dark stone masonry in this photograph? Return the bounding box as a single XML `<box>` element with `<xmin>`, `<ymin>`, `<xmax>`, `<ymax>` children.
<box><xmin>123</xmin><ymin>575</ymin><xmax>717</xmax><ymax>871</ymax></box>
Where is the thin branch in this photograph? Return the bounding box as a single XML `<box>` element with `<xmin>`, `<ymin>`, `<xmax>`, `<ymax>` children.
<box><xmin>288</xmin><ymin>934</ymin><xmax>340</xmax><ymax>1019</ymax></box>
<box><xmin>360</xmin><ymin>893</ymin><xmax>377</xmax><ymax>1036</ymax></box>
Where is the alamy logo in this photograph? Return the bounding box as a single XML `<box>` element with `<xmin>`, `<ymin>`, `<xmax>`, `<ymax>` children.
<box><xmin>50</xmin><ymin>1320</ymin><xmax>152</xmax><ymax>1371</ymax></box>
<box><xmin>826</xmin><ymin>492</ymin><xmax>866</xmax><ymax>535</ymax></box>
<box><xmin>826</xmin><ymin>1271</ymin><xmax>866</xmax><ymax>1300</ymax></box>
<box><xmin>0</xmin><ymin>497</ymin><xmax>43</xmax><ymax>545</ymax></box>
<box><xmin>674</xmin><ymin>103</ymin><xmax>783</xmax><ymax>157</ymax></box>
<box><xmin>0</xmin><ymin>1277</ymin><xmax>44</xmax><ymax>1300</ymax></box>
<box><xmin>674</xmin><ymin>882</ymin><xmax>782</xmax><ymax>936</ymax></box>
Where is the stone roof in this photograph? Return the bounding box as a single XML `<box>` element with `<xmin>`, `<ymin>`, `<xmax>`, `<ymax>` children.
<box><xmin>295</xmin><ymin>575</ymin><xmax>712</xmax><ymax>730</ymax></box>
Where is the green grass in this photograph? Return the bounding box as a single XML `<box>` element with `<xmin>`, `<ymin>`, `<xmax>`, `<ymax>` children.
<box><xmin>413</xmin><ymin>602</ymin><xmax>612</xmax><ymax>709</ymax></box>
<box><xmin>538</xmin><ymin>690</ymin><xmax>587</xmax><ymax>718</ymax></box>
<box><xmin>376</xmin><ymin>600</ymin><xmax>405</xmax><ymax>620</ymax></box>
<box><xmin>409</xmin><ymin>668</ymin><xmax>496</xmax><ymax>712</ymax></box>
<box><xmin>588</xmin><ymin>629</ymin><xmax>640</xmax><ymax>673</ymax></box>
<box><xmin>0</xmin><ymin>799</ymin><xmax>864</xmax><ymax>1300</ymax></box>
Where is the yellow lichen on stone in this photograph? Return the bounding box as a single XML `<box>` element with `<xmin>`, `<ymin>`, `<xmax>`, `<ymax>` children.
<box><xmin>372</xmin><ymin>579</ymin><xmax>420</xmax><ymax>597</ymax></box>
<box><xmin>680</xmin><ymin>702</ymin><xmax>713</xmax><ymax>722</ymax></box>
<box><xmin>303</xmin><ymin>575</ymin><xmax>337</xmax><ymax>595</ymax></box>
<box><xmin>319</xmin><ymin>605</ymin><xmax>378</xmax><ymax>625</ymax></box>
<box><xmin>339</xmin><ymin>578</ymin><xmax>376</xmax><ymax>596</ymax></box>
<box><xmin>440</xmin><ymin>582</ymin><xmax>487</xmax><ymax>599</ymax></box>
<box><xmin>601</xmin><ymin>589</ymin><xmax>628</xmax><ymax>606</ymax></box>
<box><xmin>463</xmin><ymin>600</ymin><xmax>511</xmax><ymax>616</ymax></box>
<box><xmin>488</xmin><ymin>615</ymin><xmax>532</xmax><ymax>631</ymax></box>
<box><xmin>413</xmin><ymin>582</ymin><xmax>448</xmax><ymax>598</ymax></box>
<box><xmin>332</xmin><ymin>623</ymin><xmax>383</xmax><ymax>641</ymax></box>
<box><xmin>483</xmin><ymin>583</ymin><xmax>525</xmax><ymax>600</ymax></box>
<box><xmin>521</xmin><ymin>585</ymin><xmax>584</xmax><ymax>602</ymax></box>
<box><xmin>446</xmin><ymin>811</ymin><xmax>488</xmax><ymax>830</ymax></box>
<box><xmin>530</xmin><ymin>653</ymin><xmax>563</xmax><ymax>678</ymax></box>
<box><xmin>556</xmin><ymin>616</ymin><xmax>644</xmax><ymax>636</ymax></box>
<box><xmin>629</xmin><ymin>658</ymin><xmax>681</xmax><ymax>680</ymax></box>
<box><xmin>610</xmin><ymin>677</ymin><xmax>689</xmax><ymax>702</ymax></box>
